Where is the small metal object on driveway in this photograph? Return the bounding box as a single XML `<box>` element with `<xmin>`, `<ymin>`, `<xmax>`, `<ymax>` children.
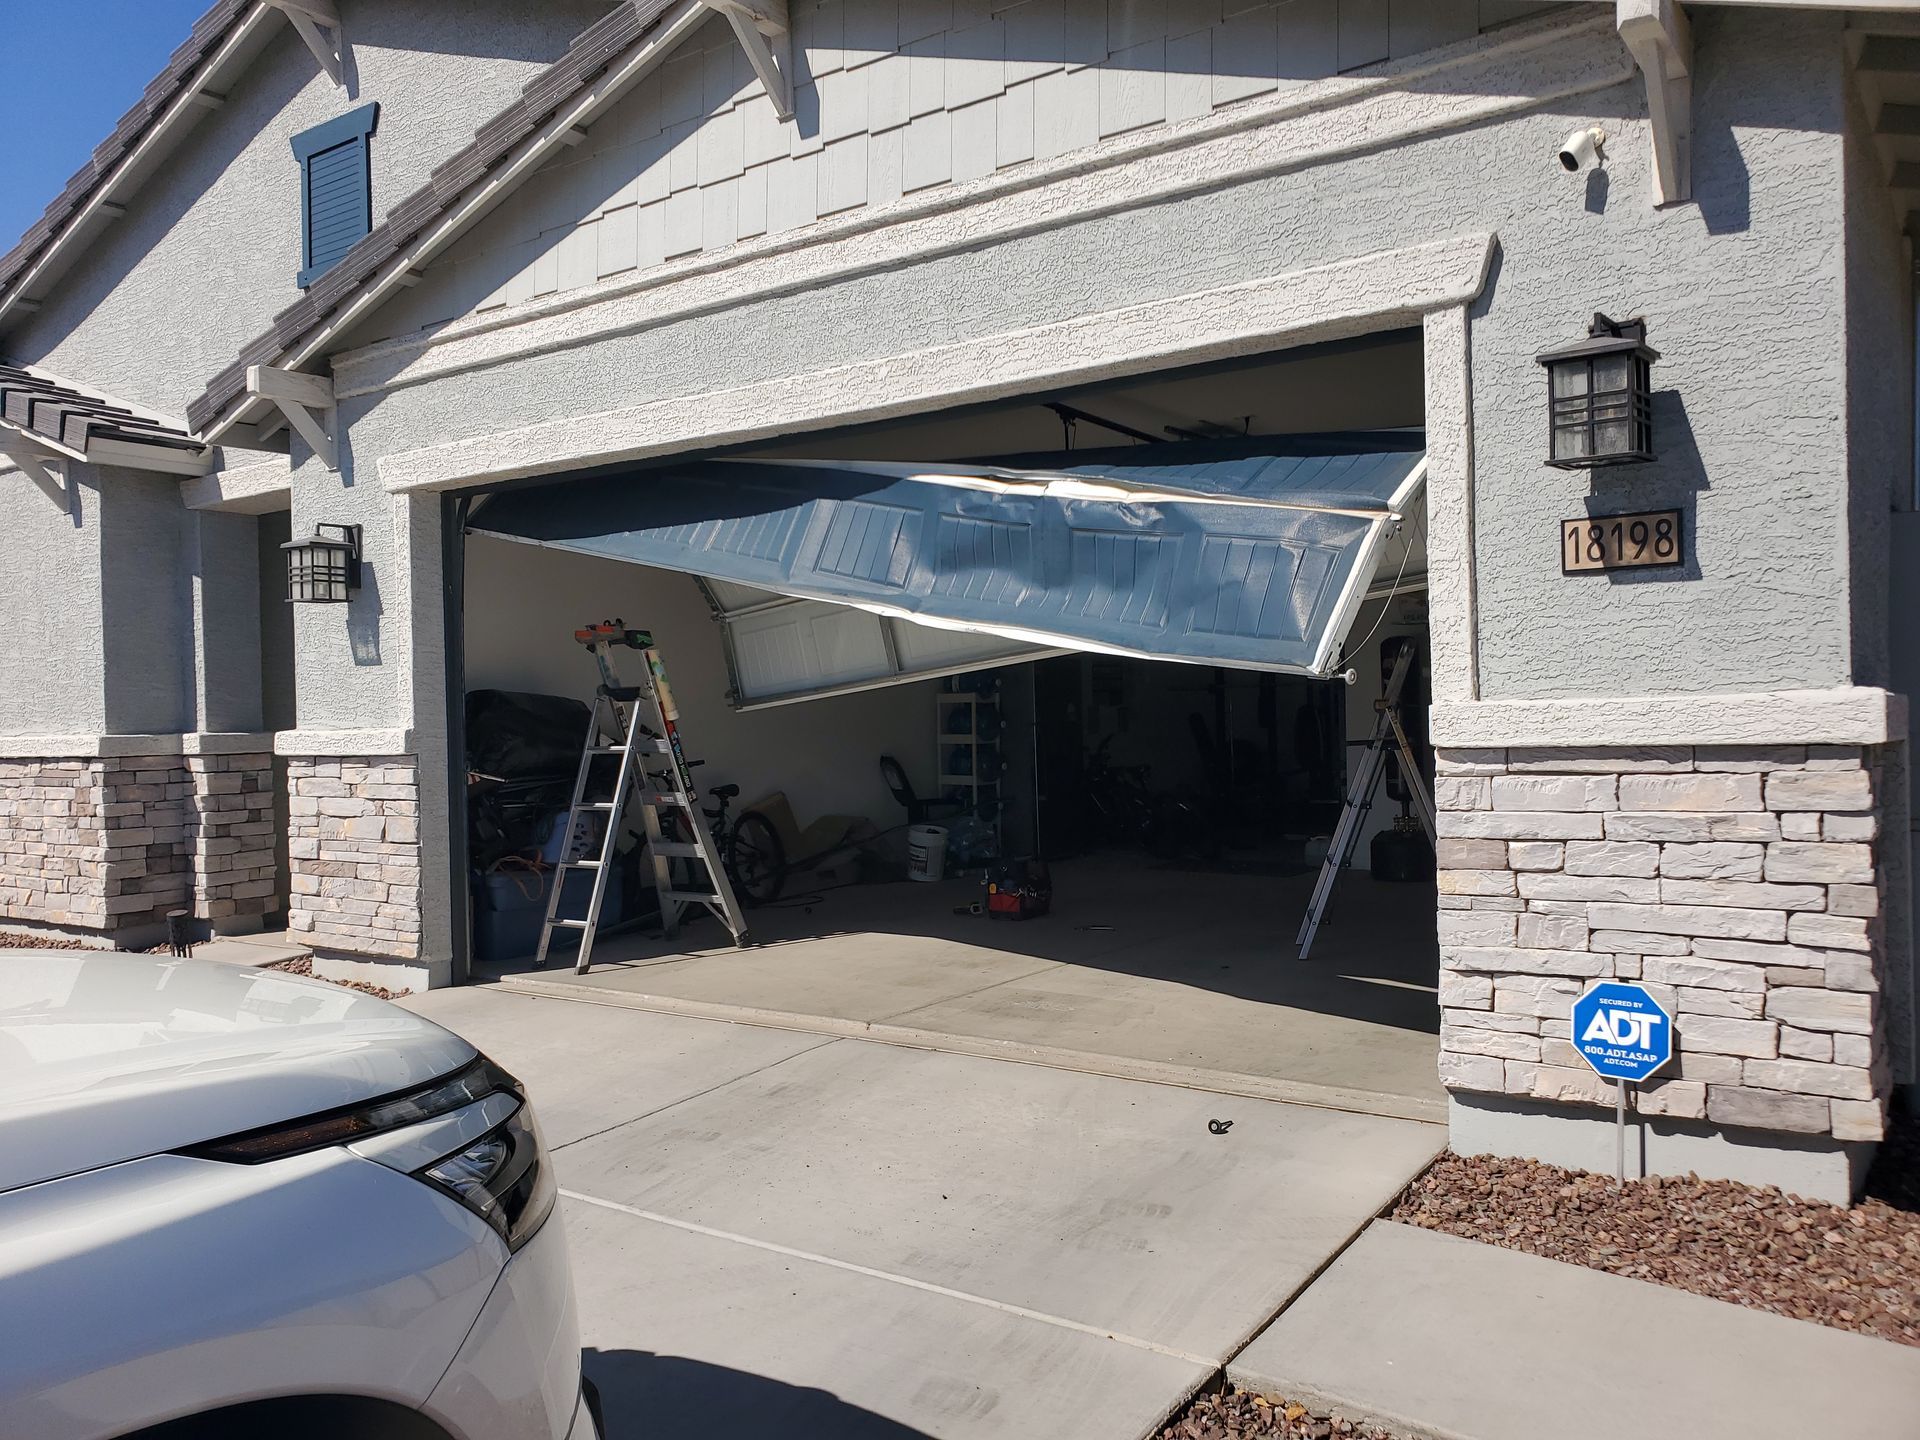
<box><xmin>1570</xmin><ymin>980</ymin><xmax>1674</xmax><ymax>1183</ymax></box>
<box><xmin>1208</xmin><ymin>1119</ymin><xmax>1233</xmax><ymax>1135</ymax></box>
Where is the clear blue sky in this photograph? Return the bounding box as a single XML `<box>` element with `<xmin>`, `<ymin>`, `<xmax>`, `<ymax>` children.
<box><xmin>0</xmin><ymin>1</ymin><xmax>210</xmax><ymax>253</ymax></box>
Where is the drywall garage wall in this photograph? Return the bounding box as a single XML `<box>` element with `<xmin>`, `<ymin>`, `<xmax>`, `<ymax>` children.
<box><xmin>463</xmin><ymin>532</ymin><xmax>942</xmax><ymax>834</ymax></box>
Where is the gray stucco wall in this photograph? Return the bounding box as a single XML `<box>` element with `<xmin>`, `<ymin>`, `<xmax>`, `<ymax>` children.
<box><xmin>258</xmin><ymin>511</ymin><xmax>298</xmax><ymax>733</ymax></box>
<box><xmin>98</xmin><ymin>471</ymin><xmax>194</xmax><ymax>736</ymax></box>
<box><xmin>3</xmin><ymin>0</ymin><xmax>610</xmax><ymax>421</ymax></box>
<box><xmin>0</xmin><ymin>475</ymin><xmax>105</xmax><ymax>736</ymax></box>
<box><xmin>318</xmin><ymin>7</ymin><xmax>1857</xmax><ymax>735</ymax></box>
<box><xmin>1843</xmin><ymin>79</ymin><xmax>1909</xmax><ymax>692</ymax></box>
<box><xmin>193</xmin><ymin>511</ymin><xmax>265</xmax><ymax>734</ymax></box>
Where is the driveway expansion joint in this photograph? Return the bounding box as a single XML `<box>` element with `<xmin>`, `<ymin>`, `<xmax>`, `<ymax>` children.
<box><xmin>559</xmin><ymin>1186</ymin><xmax>1223</xmax><ymax>1369</ymax></box>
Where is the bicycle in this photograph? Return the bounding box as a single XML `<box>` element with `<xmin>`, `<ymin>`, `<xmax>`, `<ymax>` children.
<box><xmin>646</xmin><ymin>755</ymin><xmax>786</xmax><ymax>907</ymax></box>
<box><xmin>702</xmin><ymin>781</ymin><xmax>786</xmax><ymax>907</ymax></box>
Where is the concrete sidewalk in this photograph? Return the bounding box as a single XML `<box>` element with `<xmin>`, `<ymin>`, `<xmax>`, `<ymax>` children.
<box><xmin>1229</xmin><ymin>1220</ymin><xmax>1920</xmax><ymax>1440</ymax></box>
<box><xmin>404</xmin><ymin>985</ymin><xmax>1444</xmax><ymax>1439</ymax></box>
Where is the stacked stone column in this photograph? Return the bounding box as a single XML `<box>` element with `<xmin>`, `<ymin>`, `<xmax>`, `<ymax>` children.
<box><xmin>0</xmin><ymin>751</ymin><xmax>279</xmax><ymax>936</ymax></box>
<box><xmin>186</xmin><ymin>753</ymin><xmax>278</xmax><ymax>923</ymax></box>
<box><xmin>286</xmin><ymin>755</ymin><xmax>423</xmax><ymax>959</ymax></box>
<box><xmin>1436</xmin><ymin>745</ymin><xmax>1891</xmax><ymax>1143</ymax></box>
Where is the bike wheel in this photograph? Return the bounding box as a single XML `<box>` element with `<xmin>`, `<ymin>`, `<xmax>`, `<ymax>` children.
<box><xmin>728</xmin><ymin>811</ymin><xmax>786</xmax><ymax>906</ymax></box>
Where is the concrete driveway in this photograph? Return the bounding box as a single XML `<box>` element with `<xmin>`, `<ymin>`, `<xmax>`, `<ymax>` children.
<box><xmin>404</xmin><ymin>985</ymin><xmax>1443</xmax><ymax>1440</ymax></box>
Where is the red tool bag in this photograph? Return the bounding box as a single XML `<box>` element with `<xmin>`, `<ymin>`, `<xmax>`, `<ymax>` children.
<box><xmin>984</xmin><ymin>858</ymin><xmax>1052</xmax><ymax>921</ymax></box>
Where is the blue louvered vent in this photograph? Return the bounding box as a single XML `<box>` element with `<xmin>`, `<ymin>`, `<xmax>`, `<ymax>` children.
<box><xmin>291</xmin><ymin>103</ymin><xmax>378</xmax><ymax>288</ymax></box>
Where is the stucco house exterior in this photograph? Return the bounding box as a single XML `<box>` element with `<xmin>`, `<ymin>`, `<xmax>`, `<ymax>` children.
<box><xmin>1</xmin><ymin>0</ymin><xmax>1916</xmax><ymax>1203</ymax></box>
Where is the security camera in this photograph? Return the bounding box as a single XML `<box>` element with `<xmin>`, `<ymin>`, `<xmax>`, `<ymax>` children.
<box><xmin>1558</xmin><ymin>126</ymin><xmax>1606</xmax><ymax>173</ymax></box>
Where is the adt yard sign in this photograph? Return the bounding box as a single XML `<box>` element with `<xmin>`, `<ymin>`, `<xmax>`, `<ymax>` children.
<box><xmin>1572</xmin><ymin>981</ymin><xmax>1673</xmax><ymax>1083</ymax></box>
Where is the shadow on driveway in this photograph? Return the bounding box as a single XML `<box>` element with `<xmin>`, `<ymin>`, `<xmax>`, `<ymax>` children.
<box><xmin>585</xmin><ymin>1348</ymin><xmax>933</xmax><ymax>1439</ymax></box>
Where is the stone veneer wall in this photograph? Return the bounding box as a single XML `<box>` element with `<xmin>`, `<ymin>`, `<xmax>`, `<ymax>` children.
<box><xmin>0</xmin><ymin>758</ymin><xmax>183</xmax><ymax>930</ymax></box>
<box><xmin>1435</xmin><ymin>745</ymin><xmax>1891</xmax><ymax>1143</ymax></box>
<box><xmin>286</xmin><ymin>755</ymin><xmax>422</xmax><ymax>959</ymax></box>
<box><xmin>0</xmin><ymin>753</ymin><xmax>277</xmax><ymax>934</ymax></box>
<box><xmin>187</xmin><ymin>753</ymin><xmax>278</xmax><ymax>923</ymax></box>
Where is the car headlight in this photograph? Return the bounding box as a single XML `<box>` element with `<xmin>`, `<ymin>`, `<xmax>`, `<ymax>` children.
<box><xmin>184</xmin><ymin>1056</ymin><xmax>521</xmax><ymax>1164</ymax></box>
<box><xmin>416</xmin><ymin>1099</ymin><xmax>556</xmax><ymax>1252</ymax></box>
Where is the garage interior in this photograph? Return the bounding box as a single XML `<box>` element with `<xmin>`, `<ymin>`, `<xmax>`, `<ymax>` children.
<box><xmin>455</xmin><ymin>331</ymin><xmax>1443</xmax><ymax>1119</ymax></box>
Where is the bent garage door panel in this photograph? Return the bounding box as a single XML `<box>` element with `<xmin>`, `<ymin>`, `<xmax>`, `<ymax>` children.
<box><xmin>470</xmin><ymin>437</ymin><xmax>1425</xmax><ymax>702</ymax></box>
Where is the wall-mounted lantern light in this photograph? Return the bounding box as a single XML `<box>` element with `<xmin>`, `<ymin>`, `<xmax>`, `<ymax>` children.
<box><xmin>283</xmin><ymin>522</ymin><xmax>362</xmax><ymax>603</ymax></box>
<box><xmin>1536</xmin><ymin>313</ymin><xmax>1658</xmax><ymax>469</ymax></box>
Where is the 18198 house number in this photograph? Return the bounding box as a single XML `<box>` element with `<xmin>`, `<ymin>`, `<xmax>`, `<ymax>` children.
<box><xmin>1561</xmin><ymin>509</ymin><xmax>1683</xmax><ymax>573</ymax></box>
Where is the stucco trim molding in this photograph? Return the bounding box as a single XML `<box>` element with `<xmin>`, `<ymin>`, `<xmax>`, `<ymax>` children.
<box><xmin>1431</xmin><ymin>688</ymin><xmax>1909</xmax><ymax>748</ymax></box>
<box><xmin>181</xmin><ymin>455</ymin><xmax>293</xmax><ymax>513</ymax></box>
<box><xmin>275</xmin><ymin>727</ymin><xmax>414</xmax><ymax>757</ymax></box>
<box><xmin>0</xmin><ymin>731</ymin><xmax>275</xmax><ymax>760</ymax></box>
<box><xmin>380</xmin><ymin>232</ymin><xmax>1496</xmax><ymax>493</ymax></box>
<box><xmin>334</xmin><ymin>9</ymin><xmax>1624</xmax><ymax>406</ymax></box>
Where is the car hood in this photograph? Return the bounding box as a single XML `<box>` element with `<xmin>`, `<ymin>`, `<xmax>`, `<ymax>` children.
<box><xmin>0</xmin><ymin>952</ymin><xmax>476</xmax><ymax>1193</ymax></box>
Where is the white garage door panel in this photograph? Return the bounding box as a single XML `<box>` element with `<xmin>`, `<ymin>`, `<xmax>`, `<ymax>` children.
<box><xmin>700</xmin><ymin>581</ymin><xmax>1051</xmax><ymax>709</ymax></box>
<box><xmin>728</xmin><ymin>600</ymin><xmax>895</xmax><ymax>694</ymax></box>
<box><xmin>889</xmin><ymin>618</ymin><xmax>1047</xmax><ymax>671</ymax></box>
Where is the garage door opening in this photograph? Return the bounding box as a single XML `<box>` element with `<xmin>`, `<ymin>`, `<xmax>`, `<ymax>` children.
<box><xmin>453</xmin><ymin>333</ymin><xmax>1442</xmax><ymax>1119</ymax></box>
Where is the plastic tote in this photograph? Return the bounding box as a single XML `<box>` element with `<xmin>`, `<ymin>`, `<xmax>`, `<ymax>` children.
<box><xmin>906</xmin><ymin>824</ymin><xmax>948</xmax><ymax>882</ymax></box>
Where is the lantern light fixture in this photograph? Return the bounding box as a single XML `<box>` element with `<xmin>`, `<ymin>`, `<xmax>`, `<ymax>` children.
<box><xmin>283</xmin><ymin>522</ymin><xmax>362</xmax><ymax>603</ymax></box>
<box><xmin>1536</xmin><ymin>313</ymin><xmax>1659</xmax><ymax>469</ymax></box>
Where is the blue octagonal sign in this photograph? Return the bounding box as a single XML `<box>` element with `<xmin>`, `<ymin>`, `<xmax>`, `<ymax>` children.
<box><xmin>1571</xmin><ymin>981</ymin><xmax>1673</xmax><ymax>1083</ymax></box>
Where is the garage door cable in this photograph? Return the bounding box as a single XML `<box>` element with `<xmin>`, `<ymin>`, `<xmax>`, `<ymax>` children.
<box><xmin>533</xmin><ymin>621</ymin><xmax>750</xmax><ymax>973</ymax></box>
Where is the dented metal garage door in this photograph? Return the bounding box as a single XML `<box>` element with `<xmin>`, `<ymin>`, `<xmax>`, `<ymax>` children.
<box><xmin>470</xmin><ymin>435</ymin><xmax>1425</xmax><ymax>706</ymax></box>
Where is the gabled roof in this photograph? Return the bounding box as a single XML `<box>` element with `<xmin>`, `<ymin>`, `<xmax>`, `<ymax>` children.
<box><xmin>0</xmin><ymin>1</ymin><xmax>267</xmax><ymax>323</ymax></box>
<box><xmin>0</xmin><ymin>363</ymin><xmax>211</xmax><ymax>476</ymax></box>
<box><xmin>187</xmin><ymin>0</ymin><xmax>692</xmax><ymax>439</ymax></box>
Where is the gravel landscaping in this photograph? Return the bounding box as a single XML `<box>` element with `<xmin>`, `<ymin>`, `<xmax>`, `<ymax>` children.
<box><xmin>0</xmin><ymin>931</ymin><xmax>91</xmax><ymax>949</ymax></box>
<box><xmin>1389</xmin><ymin>1103</ymin><xmax>1920</xmax><ymax>1349</ymax></box>
<box><xmin>265</xmin><ymin>954</ymin><xmax>410</xmax><ymax>1001</ymax></box>
<box><xmin>1156</xmin><ymin>1387</ymin><xmax>1408</xmax><ymax>1440</ymax></box>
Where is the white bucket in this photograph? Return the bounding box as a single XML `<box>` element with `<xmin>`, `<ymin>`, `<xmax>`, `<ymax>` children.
<box><xmin>906</xmin><ymin>824</ymin><xmax>948</xmax><ymax>882</ymax></box>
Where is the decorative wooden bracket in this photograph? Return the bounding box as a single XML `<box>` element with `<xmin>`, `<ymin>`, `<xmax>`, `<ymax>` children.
<box><xmin>1618</xmin><ymin>0</ymin><xmax>1692</xmax><ymax>205</ymax></box>
<box><xmin>264</xmin><ymin>0</ymin><xmax>346</xmax><ymax>88</ymax></box>
<box><xmin>221</xmin><ymin>418</ymin><xmax>293</xmax><ymax>455</ymax></box>
<box><xmin>0</xmin><ymin>426</ymin><xmax>76</xmax><ymax>512</ymax></box>
<box><xmin>705</xmin><ymin>0</ymin><xmax>794</xmax><ymax>121</ymax></box>
<box><xmin>246</xmin><ymin>364</ymin><xmax>336</xmax><ymax>469</ymax></box>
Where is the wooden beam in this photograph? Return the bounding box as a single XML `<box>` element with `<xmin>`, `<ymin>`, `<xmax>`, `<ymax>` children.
<box><xmin>246</xmin><ymin>365</ymin><xmax>336</xmax><ymax>468</ymax></box>
<box><xmin>1618</xmin><ymin>0</ymin><xmax>1692</xmax><ymax>205</ymax></box>
<box><xmin>264</xmin><ymin>0</ymin><xmax>345</xmax><ymax>87</ymax></box>
<box><xmin>246</xmin><ymin>364</ymin><xmax>334</xmax><ymax>410</ymax></box>
<box><xmin>220</xmin><ymin>421</ymin><xmax>292</xmax><ymax>454</ymax></box>
<box><xmin>708</xmin><ymin>0</ymin><xmax>794</xmax><ymax>119</ymax></box>
<box><xmin>0</xmin><ymin>429</ymin><xmax>73</xmax><ymax>512</ymax></box>
<box><xmin>269</xmin><ymin>0</ymin><xmax>339</xmax><ymax>21</ymax></box>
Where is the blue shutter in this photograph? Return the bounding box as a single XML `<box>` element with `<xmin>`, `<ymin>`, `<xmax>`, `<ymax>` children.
<box><xmin>291</xmin><ymin>103</ymin><xmax>378</xmax><ymax>288</ymax></box>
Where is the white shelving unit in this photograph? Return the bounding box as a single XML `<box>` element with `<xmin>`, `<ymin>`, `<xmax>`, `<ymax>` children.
<box><xmin>936</xmin><ymin>689</ymin><xmax>1003</xmax><ymax>847</ymax></box>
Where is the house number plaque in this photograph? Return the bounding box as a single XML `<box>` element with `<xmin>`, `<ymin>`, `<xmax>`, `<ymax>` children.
<box><xmin>1560</xmin><ymin>509</ymin><xmax>1683</xmax><ymax>574</ymax></box>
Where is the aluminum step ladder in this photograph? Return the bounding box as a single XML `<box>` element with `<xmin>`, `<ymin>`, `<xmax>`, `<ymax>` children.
<box><xmin>1295</xmin><ymin>637</ymin><xmax>1436</xmax><ymax>959</ymax></box>
<box><xmin>533</xmin><ymin>621</ymin><xmax>750</xmax><ymax>974</ymax></box>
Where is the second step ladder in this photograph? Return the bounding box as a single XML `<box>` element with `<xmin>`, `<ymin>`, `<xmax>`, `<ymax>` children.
<box><xmin>533</xmin><ymin>620</ymin><xmax>750</xmax><ymax>975</ymax></box>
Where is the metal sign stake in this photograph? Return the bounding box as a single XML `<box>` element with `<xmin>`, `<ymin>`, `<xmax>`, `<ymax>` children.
<box><xmin>1615</xmin><ymin>1079</ymin><xmax>1626</xmax><ymax>1187</ymax></box>
<box><xmin>1571</xmin><ymin>980</ymin><xmax>1675</xmax><ymax>1190</ymax></box>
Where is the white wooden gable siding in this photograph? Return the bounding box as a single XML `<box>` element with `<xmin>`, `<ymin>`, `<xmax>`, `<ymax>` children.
<box><xmin>440</xmin><ymin>0</ymin><xmax>1558</xmax><ymax>318</ymax></box>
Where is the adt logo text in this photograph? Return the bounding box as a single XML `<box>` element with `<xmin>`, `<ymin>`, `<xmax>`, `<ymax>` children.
<box><xmin>1570</xmin><ymin>981</ymin><xmax>1674</xmax><ymax>1084</ymax></box>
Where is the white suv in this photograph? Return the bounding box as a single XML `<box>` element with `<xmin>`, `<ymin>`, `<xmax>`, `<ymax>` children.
<box><xmin>0</xmin><ymin>950</ymin><xmax>601</xmax><ymax>1440</ymax></box>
